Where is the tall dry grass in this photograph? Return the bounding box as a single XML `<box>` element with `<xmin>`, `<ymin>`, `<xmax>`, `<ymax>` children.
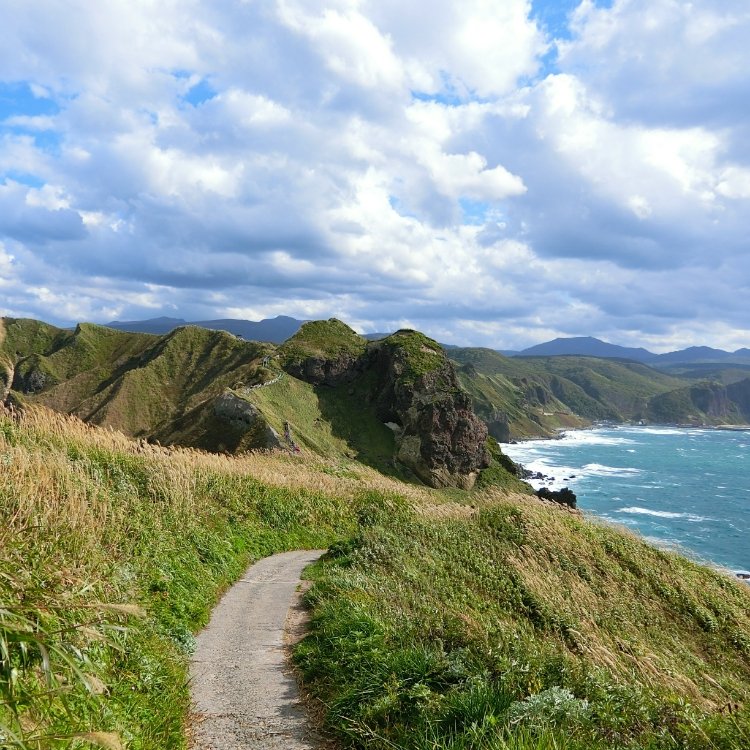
<box><xmin>0</xmin><ymin>403</ymin><xmax>393</xmax><ymax>748</ymax></box>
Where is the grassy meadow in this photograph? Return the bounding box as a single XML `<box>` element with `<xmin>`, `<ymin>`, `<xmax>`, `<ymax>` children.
<box><xmin>2</xmin><ymin>403</ymin><xmax>750</xmax><ymax>749</ymax></box>
<box><xmin>297</xmin><ymin>498</ymin><xmax>750</xmax><ymax>749</ymax></box>
<box><xmin>0</xmin><ymin>404</ymin><xmax>431</xmax><ymax>749</ymax></box>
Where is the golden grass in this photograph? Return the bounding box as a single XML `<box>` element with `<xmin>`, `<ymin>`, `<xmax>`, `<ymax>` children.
<box><xmin>0</xmin><ymin>404</ymin><xmax>439</xmax><ymax>544</ymax></box>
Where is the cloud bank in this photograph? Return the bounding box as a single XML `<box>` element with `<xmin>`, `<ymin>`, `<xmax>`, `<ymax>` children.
<box><xmin>0</xmin><ymin>0</ymin><xmax>748</xmax><ymax>351</ymax></box>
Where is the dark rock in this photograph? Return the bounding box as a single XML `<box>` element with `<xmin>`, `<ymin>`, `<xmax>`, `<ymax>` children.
<box><xmin>213</xmin><ymin>392</ymin><xmax>283</xmax><ymax>449</ymax></box>
<box><xmin>367</xmin><ymin>339</ymin><xmax>489</xmax><ymax>488</ymax></box>
<box><xmin>0</xmin><ymin>362</ymin><xmax>12</xmax><ymax>403</ymax></box>
<box><xmin>285</xmin><ymin>328</ymin><xmax>490</xmax><ymax>488</ymax></box>
<box><xmin>214</xmin><ymin>392</ymin><xmax>263</xmax><ymax>427</ymax></box>
<box><xmin>284</xmin><ymin>351</ymin><xmax>363</xmax><ymax>386</ymax></box>
<box><xmin>486</xmin><ymin>408</ymin><xmax>511</xmax><ymax>443</ymax></box>
<box><xmin>536</xmin><ymin>486</ymin><xmax>577</xmax><ymax>509</ymax></box>
<box><xmin>15</xmin><ymin>367</ymin><xmax>50</xmax><ymax>394</ymax></box>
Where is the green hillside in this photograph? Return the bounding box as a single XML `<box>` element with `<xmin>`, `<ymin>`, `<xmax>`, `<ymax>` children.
<box><xmin>0</xmin><ymin>318</ymin><xmax>276</xmax><ymax>441</ymax></box>
<box><xmin>451</xmin><ymin>348</ymin><xmax>698</xmax><ymax>440</ymax></box>
<box><xmin>2</xmin><ymin>379</ymin><xmax>750</xmax><ymax>749</ymax></box>
<box><xmin>647</xmin><ymin>378</ymin><xmax>750</xmax><ymax>424</ymax></box>
<box><xmin>299</xmin><ymin>498</ymin><xmax>750</xmax><ymax>749</ymax></box>
<box><xmin>1</xmin><ymin>317</ymin><xmax>520</xmax><ymax>491</ymax></box>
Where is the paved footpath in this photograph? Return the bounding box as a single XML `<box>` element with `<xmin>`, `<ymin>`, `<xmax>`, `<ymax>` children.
<box><xmin>190</xmin><ymin>550</ymin><xmax>326</xmax><ymax>750</ymax></box>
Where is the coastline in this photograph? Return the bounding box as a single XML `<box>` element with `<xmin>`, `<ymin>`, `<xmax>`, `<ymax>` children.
<box><xmin>503</xmin><ymin>424</ymin><xmax>750</xmax><ymax>581</ymax></box>
<box><xmin>502</xmin><ymin>420</ymin><xmax>750</xmax><ymax>447</ymax></box>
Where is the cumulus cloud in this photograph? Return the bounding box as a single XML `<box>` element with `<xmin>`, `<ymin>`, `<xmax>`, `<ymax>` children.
<box><xmin>0</xmin><ymin>0</ymin><xmax>748</xmax><ymax>351</ymax></box>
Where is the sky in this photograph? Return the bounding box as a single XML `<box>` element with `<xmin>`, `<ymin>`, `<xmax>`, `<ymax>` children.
<box><xmin>0</xmin><ymin>0</ymin><xmax>749</xmax><ymax>352</ymax></box>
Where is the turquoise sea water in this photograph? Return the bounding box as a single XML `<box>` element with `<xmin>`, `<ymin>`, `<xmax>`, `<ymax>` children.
<box><xmin>502</xmin><ymin>426</ymin><xmax>750</xmax><ymax>575</ymax></box>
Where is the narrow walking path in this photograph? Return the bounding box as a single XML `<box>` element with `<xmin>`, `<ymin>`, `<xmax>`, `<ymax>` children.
<box><xmin>190</xmin><ymin>550</ymin><xmax>326</xmax><ymax>749</ymax></box>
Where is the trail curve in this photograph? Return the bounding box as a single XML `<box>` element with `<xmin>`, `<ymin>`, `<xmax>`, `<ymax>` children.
<box><xmin>190</xmin><ymin>550</ymin><xmax>325</xmax><ymax>749</ymax></box>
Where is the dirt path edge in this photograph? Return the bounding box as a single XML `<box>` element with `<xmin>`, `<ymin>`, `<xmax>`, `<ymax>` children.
<box><xmin>189</xmin><ymin>550</ymin><xmax>326</xmax><ymax>750</ymax></box>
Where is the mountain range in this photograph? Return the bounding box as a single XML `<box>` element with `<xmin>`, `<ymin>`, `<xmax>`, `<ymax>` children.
<box><xmin>3</xmin><ymin>316</ymin><xmax>748</xmax><ymax>462</ymax></box>
<box><xmin>105</xmin><ymin>317</ymin><xmax>750</xmax><ymax>369</ymax></box>
<box><xmin>517</xmin><ymin>336</ymin><xmax>750</xmax><ymax>368</ymax></box>
<box><xmin>107</xmin><ymin>315</ymin><xmax>305</xmax><ymax>343</ymax></box>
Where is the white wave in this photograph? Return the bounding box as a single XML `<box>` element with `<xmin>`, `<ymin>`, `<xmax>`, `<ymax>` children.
<box><xmin>583</xmin><ymin>463</ymin><xmax>641</xmax><ymax>477</ymax></box>
<box><xmin>559</xmin><ymin>430</ymin><xmax>635</xmax><ymax>446</ymax></box>
<box><xmin>618</xmin><ymin>506</ymin><xmax>709</xmax><ymax>523</ymax></box>
<box><xmin>630</xmin><ymin>427</ymin><xmax>685</xmax><ymax>436</ymax></box>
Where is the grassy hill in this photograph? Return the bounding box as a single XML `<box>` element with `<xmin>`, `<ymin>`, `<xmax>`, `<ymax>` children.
<box><xmin>2</xmin><ymin>405</ymin><xmax>749</xmax><ymax>749</ymax></box>
<box><xmin>647</xmin><ymin>378</ymin><xmax>750</xmax><ymax>425</ymax></box>
<box><xmin>299</xmin><ymin>498</ymin><xmax>750</xmax><ymax>749</ymax></box>
<box><xmin>1</xmin><ymin>317</ymin><xmax>520</xmax><ymax>491</ymax></box>
<box><xmin>451</xmin><ymin>348</ymin><xmax>687</xmax><ymax>439</ymax></box>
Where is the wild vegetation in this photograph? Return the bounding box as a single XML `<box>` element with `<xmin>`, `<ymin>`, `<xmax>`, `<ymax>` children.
<box><xmin>0</xmin><ymin>404</ymin><xmax>418</xmax><ymax>748</ymax></box>
<box><xmin>297</xmin><ymin>497</ymin><xmax>750</xmax><ymax>749</ymax></box>
<box><xmin>449</xmin><ymin>347</ymin><xmax>749</xmax><ymax>439</ymax></box>
<box><xmin>3</xmin><ymin>317</ymin><xmax>750</xmax><ymax>750</ymax></box>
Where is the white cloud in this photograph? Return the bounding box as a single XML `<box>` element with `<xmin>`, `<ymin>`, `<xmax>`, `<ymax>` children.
<box><xmin>277</xmin><ymin>2</ymin><xmax>406</xmax><ymax>90</ymax></box>
<box><xmin>0</xmin><ymin>0</ymin><xmax>748</xmax><ymax>352</ymax></box>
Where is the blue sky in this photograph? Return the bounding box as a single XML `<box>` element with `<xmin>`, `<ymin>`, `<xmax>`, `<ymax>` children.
<box><xmin>1</xmin><ymin>0</ymin><xmax>749</xmax><ymax>352</ymax></box>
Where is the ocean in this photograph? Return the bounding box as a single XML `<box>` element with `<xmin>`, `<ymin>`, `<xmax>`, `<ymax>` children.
<box><xmin>502</xmin><ymin>426</ymin><xmax>750</xmax><ymax>576</ymax></box>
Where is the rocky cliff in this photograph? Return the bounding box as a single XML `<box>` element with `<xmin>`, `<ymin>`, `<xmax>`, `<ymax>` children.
<box><xmin>281</xmin><ymin>321</ymin><xmax>490</xmax><ymax>488</ymax></box>
<box><xmin>646</xmin><ymin>378</ymin><xmax>750</xmax><ymax>424</ymax></box>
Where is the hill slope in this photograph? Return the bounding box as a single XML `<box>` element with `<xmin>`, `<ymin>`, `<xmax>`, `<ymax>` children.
<box><xmin>299</xmin><ymin>491</ymin><xmax>750</xmax><ymax>749</ymax></box>
<box><xmin>450</xmin><ymin>347</ymin><xmax>687</xmax><ymax>439</ymax></box>
<box><xmin>3</xmin><ymin>373</ymin><xmax>750</xmax><ymax>749</ymax></box>
<box><xmin>647</xmin><ymin>378</ymin><xmax>750</xmax><ymax>424</ymax></box>
<box><xmin>1</xmin><ymin>317</ymin><xmax>517</xmax><ymax>490</ymax></box>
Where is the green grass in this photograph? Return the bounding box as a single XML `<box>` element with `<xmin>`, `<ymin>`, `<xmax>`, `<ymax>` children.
<box><xmin>247</xmin><ymin>371</ymin><xmax>399</xmax><ymax>474</ymax></box>
<box><xmin>0</xmin><ymin>406</ymin><xmax>363</xmax><ymax>748</ymax></box>
<box><xmin>379</xmin><ymin>330</ymin><xmax>447</xmax><ymax>385</ymax></box>
<box><xmin>1</xmin><ymin>319</ymin><xmax>272</xmax><ymax>448</ymax></box>
<box><xmin>296</xmin><ymin>498</ymin><xmax>750</xmax><ymax>750</ymax></box>
<box><xmin>450</xmin><ymin>348</ymin><xmax>693</xmax><ymax>439</ymax></box>
<box><xmin>280</xmin><ymin>319</ymin><xmax>367</xmax><ymax>366</ymax></box>
<box><xmin>647</xmin><ymin>380</ymin><xmax>750</xmax><ymax>424</ymax></box>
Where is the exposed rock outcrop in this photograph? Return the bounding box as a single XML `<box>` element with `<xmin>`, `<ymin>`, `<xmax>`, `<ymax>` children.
<box><xmin>281</xmin><ymin>319</ymin><xmax>366</xmax><ymax>386</ymax></box>
<box><xmin>213</xmin><ymin>392</ymin><xmax>282</xmax><ymax>449</ymax></box>
<box><xmin>283</xmin><ymin>323</ymin><xmax>490</xmax><ymax>488</ymax></box>
<box><xmin>486</xmin><ymin>408</ymin><xmax>512</xmax><ymax>443</ymax></box>
<box><xmin>284</xmin><ymin>352</ymin><xmax>362</xmax><ymax>386</ymax></box>
<box><xmin>13</xmin><ymin>357</ymin><xmax>54</xmax><ymax>394</ymax></box>
<box><xmin>0</xmin><ymin>361</ymin><xmax>12</xmax><ymax>403</ymax></box>
<box><xmin>536</xmin><ymin>486</ymin><xmax>577</xmax><ymax>509</ymax></box>
<box><xmin>367</xmin><ymin>334</ymin><xmax>489</xmax><ymax>488</ymax></box>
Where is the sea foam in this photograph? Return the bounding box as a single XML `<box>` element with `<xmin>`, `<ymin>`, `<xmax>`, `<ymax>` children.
<box><xmin>618</xmin><ymin>506</ymin><xmax>709</xmax><ymax>523</ymax></box>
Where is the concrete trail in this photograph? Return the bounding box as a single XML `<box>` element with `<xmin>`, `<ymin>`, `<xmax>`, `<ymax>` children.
<box><xmin>190</xmin><ymin>550</ymin><xmax>326</xmax><ymax>750</ymax></box>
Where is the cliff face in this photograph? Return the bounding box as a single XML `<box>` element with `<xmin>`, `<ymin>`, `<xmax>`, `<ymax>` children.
<box><xmin>646</xmin><ymin>379</ymin><xmax>750</xmax><ymax>424</ymax></box>
<box><xmin>282</xmin><ymin>322</ymin><xmax>490</xmax><ymax>488</ymax></box>
<box><xmin>280</xmin><ymin>318</ymin><xmax>367</xmax><ymax>386</ymax></box>
<box><xmin>367</xmin><ymin>333</ymin><xmax>489</xmax><ymax>488</ymax></box>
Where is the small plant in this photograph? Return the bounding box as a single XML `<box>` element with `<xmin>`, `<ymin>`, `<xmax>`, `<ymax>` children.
<box><xmin>507</xmin><ymin>687</ymin><xmax>590</xmax><ymax>730</ymax></box>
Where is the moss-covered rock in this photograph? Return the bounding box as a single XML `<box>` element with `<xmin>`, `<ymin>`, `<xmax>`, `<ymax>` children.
<box><xmin>280</xmin><ymin>319</ymin><xmax>367</xmax><ymax>385</ymax></box>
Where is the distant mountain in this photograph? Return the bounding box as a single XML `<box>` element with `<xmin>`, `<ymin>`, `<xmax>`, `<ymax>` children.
<box><xmin>106</xmin><ymin>316</ymin><xmax>188</xmax><ymax>334</ymax></box>
<box><xmin>650</xmin><ymin>346</ymin><xmax>750</xmax><ymax>367</ymax></box>
<box><xmin>106</xmin><ymin>315</ymin><xmax>305</xmax><ymax>343</ymax></box>
<box><xmin>517</xmin><ymin>336</ymin><xmax>654</xmax><ymax>362</ymax></box>
<box><xmin>513</xmin><ymin>338</ymin><xmax>750</xmax><ymax>369</ymax></box>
